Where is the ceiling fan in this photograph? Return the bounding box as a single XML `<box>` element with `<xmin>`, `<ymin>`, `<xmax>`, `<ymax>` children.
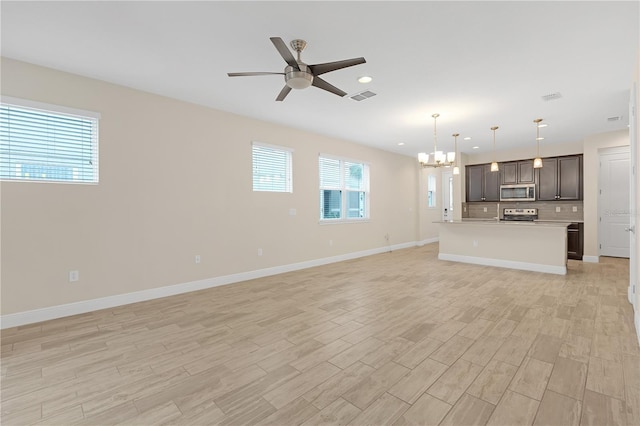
<box><xmin>228</xmin><ymin>37</ymin><xmax>366</xmax><ymax>101</ymax></box>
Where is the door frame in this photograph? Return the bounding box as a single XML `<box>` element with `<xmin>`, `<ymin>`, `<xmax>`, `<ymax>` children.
<box><xmin>629</xmin><ymin>81</ymin><xmax>638</xmax><ymax>316</ymax></box>
<box><xmin>442</xmin><ymin>170</ymin><xmax>453</xmax><ymax>221</ymax></box>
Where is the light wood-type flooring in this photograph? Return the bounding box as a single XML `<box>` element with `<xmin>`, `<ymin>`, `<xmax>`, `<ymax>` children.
<box><xmin>1</xmin><ymin>244</ymin><xmax>639</xmax><ymax>425</ymax></box>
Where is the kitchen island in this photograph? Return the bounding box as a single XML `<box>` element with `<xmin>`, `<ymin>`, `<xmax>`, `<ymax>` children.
<box><xmin>437</xmin><ymin>220</ymin><xmax>570</xmax><ymax>275</ymax></box>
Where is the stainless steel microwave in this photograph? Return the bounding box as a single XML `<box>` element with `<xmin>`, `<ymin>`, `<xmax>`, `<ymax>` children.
<box><xmin>500</xmin><ymin>184</ymin><xmax>535</xmax><ymax>201</ymax></box>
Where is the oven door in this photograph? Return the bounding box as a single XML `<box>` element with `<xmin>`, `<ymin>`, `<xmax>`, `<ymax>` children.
<box><xmin>500</xmin><ymin>184</ymin><xmax>535</xmax><ymax>201</ymax></box>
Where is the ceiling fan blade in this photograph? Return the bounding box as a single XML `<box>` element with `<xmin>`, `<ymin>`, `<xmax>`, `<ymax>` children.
<box><xmin>309</xmin><ymin>57</ymin><xmax>366</xmax><ymax>76</ymax></box>
<box><xmin>312</xmin><ymin>76</ymin><xmax>347</xmax><ymax>97</ymax></box>
<box><xmin>276</xmin><ymin>85</ymin><xmax>292</xmax><ymax>102</ymax></box>
<box><xmin>227</xmin><ymin>72</ymin><xmax>284</xmax><ymax>77</ymax></box>
<box><xmin>270</xmin><ymin>37</ymin><xmax>299</xmax><ymax>70</ymax></box>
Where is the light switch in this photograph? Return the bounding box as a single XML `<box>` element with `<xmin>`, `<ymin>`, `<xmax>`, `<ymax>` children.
<box><xmin>289</xmin><ymin>208</ymin><xmax>297</xmax><ymax>216</ymax></box>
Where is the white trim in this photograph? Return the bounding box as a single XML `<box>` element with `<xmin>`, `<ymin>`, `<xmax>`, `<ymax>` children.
<box><xmin>582</xmin><ymin>255</ymin><xmax>600</xmax><ymax>263</ymax></box>
<box><xmin>252</xmin><ymin>140</ymin><xmax>294</xmax><ymax>153</ymax></box>
<box><xmin>0</xmin><ymin>240</ymin><xmax>430</xmax><ymax>329</ymax></box>
<box><xmin>635</xmin><ymin>311</ymin><xmax>640</xmax><ymax>346</ymax></box>
<box><xmin>417</xmin><ymin>237</ymin><xmax>439</xmax><ymax>246</ymax></box>
<box><xmin>438</xmin><ymin>253</ymin><xmax>567</xmax><ymax>275</ymax></box>
<box><xmin>1</xmin><ymin>95</ymin><xmax>101</xmax><ymax>119</ymax></box>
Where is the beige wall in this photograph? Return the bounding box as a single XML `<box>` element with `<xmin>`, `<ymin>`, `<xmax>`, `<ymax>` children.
<box><xmin>0</xmin><ymin>58</ymin><xmax>419</xmax><ymax>315</ymax></box>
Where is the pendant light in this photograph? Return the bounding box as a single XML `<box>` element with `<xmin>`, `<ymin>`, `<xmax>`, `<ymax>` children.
<box><xmin>533</xmin><ymin>118</ymin><xmax>543</xmax><ymax>168</ymax></box>
<box><xmin>418</xmin><ymin>113</ymin><xmax>455</xmax><ymax>168</ymax></box>
<box><xmin>452</xmin><ymin>133</ymin><xmax>460</xmax><ymax>175</ymax></box>
<box><xmin>490</xmin><ymin>126</ymin><xmax>499</xmax><ymax>172</ymax></box>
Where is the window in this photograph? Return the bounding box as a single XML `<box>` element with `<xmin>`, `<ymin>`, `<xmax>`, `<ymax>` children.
<box><xmin>428</xmin><ymin>174</ymin><xmax>437</xmax><ymax>207</ymax></box>
<box><xmin>1</xmin><ymin>97</ymin><xmax>100</xmax><ymax>183</ymax></box>
<box><xmin>252</xmin><ymin>142</ymin><xmax>292</xmax><ymax>192</ymax></box>
<box><xmin>319</xmin><ymin>155</ymin><xmax>369</xmax><ymax>221</ymax></box>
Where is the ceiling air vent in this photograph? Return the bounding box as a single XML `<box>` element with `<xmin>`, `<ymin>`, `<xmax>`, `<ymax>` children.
<box><xmin>350</xmin><ymin>90</ymin><xmax>377</xmax><ymax>101</ymax></box>
<box><xmin>541</xmin><ymin>92</ymin><xmax>562</xmax><ymax>101</ymax></box>
<box><xmin>607</xmin><ymin>116</ymin><xmax>622</xmax><ymax>122</ymax></box>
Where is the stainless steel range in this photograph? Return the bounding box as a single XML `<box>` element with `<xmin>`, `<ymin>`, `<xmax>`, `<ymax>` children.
<box><xmin>502</xmin><ymin>208</ymin><xmax>538</xmax><ymax>221</ymax></box>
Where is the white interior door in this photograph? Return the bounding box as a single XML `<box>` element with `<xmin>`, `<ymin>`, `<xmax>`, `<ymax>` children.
<box><xmin>442</xmin><ymin>170</ymin><xmax>453</xmax><ymax>221</ymax></box>
<box><xmin>599</xmin><ymin>147</ymin><xmax>631</xmax><ymax>258</ymax></box>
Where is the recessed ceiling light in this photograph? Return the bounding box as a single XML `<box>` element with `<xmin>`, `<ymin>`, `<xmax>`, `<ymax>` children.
<box><xmin>473</xmin><ymin>146</ymin><xmax>480</xmax><ymax>149</ymax></box>
<box><xmin>358</xmin><ymin>76</ymin><xmax>372</xmax><ymax>84</ymax></box>
<box><xmin>397</xmin><ymin>142</ymin><xmax>405</xmax><ymax>146</ymax></box>
<box><xmin>463</xmin><ymin>137</ymin><xmax>472</xmax><ymax>141</ymax></box>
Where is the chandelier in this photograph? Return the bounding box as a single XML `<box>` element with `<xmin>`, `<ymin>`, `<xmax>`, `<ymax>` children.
<box><xmin>418</xmin><ymin>113</ymin><xmax>455</xmax><ymax>168</ymax></box>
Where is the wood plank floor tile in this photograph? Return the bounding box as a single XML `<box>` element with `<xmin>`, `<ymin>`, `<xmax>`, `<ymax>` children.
<box><xmin>388</xmin><ymin>357</ymin><xmax>448</xmax><ymax>404</ymax></box>
<box><xmin>533</xmin><ymin>390</ymin><xmax>582</xmax><ymax>426</ymax></box>
<box><xmin>508</xmin><ymin>356</ymin><xmax>554</xmax><ymax>401</ymax></box>
<box><xmin>429</xmin><ymin>334</ymin><xmax>475</xmax><ymax>366</ymax></box>
<box><xmin>580</xmin><ymin>389</ymin><xmax>627</xmax><ymax>426</ymax></box>
<box><xmin>622</xmin><ymin>354</ymin><xmax>640</xmax><ymax>426</ymax></box>
<box><xmin>303</xmin><ymin>361</ymin><xmax>375</xmax><ymax>410</ymax></box>
<box><xmin>393</xmin><ymin>392</ymin><xmax>452</xmax><ymax>426</ymax></box>
<box><xmin>486</xmin><ymin>389</ymin><xmax>539</xmax><ymax>426</ymax></box>
<box><xmin>300</xmin><ymin>398</ymin><xmax>361</xmax><ymax>426</ymax></box>
<box><xmin>585</xmin><ymin>356</ymin><xmax>626</xmax><ymax>400</ymax></box>
<box><xmin>467</xmin><ymin>359</ymin><xmax>518</xmax><ymax>405</ymax></box>
<box><xmin>348</xmin><ymin>392</ymin><xmax>409</xmax><ymax>426</ymax></box>
<box><xmin>547</xmin><ymin>356</ymin><xmax>588</xmax><ymax>401</ymax></box>
<box><xmin>342</xmin><ymin>361</ymin><xmax>409</xmax><ymax>410</ymax></box>
<box><xmin>427</xmin><ymin>359</ymin><xmax>484</xmax><ymax>405</ymax></box>
<box><xmin>394</xmin><ymin>337</ymin><xmax>442</xmax><ymax>369</ymax></box>
<box><xmin>0</xmin><ymin>246</ymin><xmax>634</xmax><ymax>426</ymax></box>
<box><xmin>439</xmin><ymin>393</ymin><xmax>495</xmax><ymax>426</ymax></box>
<box><xmin>327</xmin><ymin>337</ymin><xmax>384</xmax><ymax>369</ymax></box>
<box><xmin>255</xmin><ymin>397</ymin><xmax>319</xmax><ymax>425</ymax></box>
<box><xmin>263</xmin><ymin>362</ymin><xmax>341</xmax><ymax>409</ymax></box>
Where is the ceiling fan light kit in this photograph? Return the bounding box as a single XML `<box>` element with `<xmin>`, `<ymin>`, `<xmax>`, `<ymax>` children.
<box><xmin>227</xmin><ymin>37</ymin><xmax>366</xmax><ymax>101</ymax></box>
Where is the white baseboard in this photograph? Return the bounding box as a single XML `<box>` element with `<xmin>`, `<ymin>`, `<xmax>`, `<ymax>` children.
<box><xmin>1</xmin><ymin>240</ymin><xmax>431</xmax><ymax>329</ymax></box>
<box><xmin>582</xmin><ymin>255</ymin><xmax>600</xmax><ymax>263</ymax></box>
<box><xmin>417</xmin><ymin>237</ymin><xmax>439</xmax><ymax>246</ymax></box>
<box><xmin>438</xmin><ymin>253</ymin><xmax>567</xmax><ymax>275</ymax></box>
<box><xmin>635</xmin><ymin>311</ymin><xmax>640</xmax><ymax>347</ymax></box>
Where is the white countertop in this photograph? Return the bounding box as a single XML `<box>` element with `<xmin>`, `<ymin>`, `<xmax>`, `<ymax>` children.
<box><xmin>440</xmin><ymin>219</ymin><xmax>571</xmax><ymax>228</ymax></box>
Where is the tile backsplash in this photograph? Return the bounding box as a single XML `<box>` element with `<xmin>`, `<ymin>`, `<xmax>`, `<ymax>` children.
<box><xmin>463</xmin><ymin>200</ymin><xmax>583</xmax><ymax>221</ymax></box>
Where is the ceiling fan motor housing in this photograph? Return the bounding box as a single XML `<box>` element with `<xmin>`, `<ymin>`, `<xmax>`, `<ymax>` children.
<box><xmin>285</xmin><ymin>64</ymin><xmax>313</xmax><ymax>89</ymax></box>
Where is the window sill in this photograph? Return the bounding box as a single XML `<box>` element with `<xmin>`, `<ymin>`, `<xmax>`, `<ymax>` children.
<box><xmin>319</xmin><ymin>219</ymin><xmax>370</xmax><ymax>225</ymax></box>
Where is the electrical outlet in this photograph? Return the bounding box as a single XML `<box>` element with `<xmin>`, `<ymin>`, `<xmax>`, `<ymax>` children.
<box><xmin>483</xmin><ymin>207</ymin><xmax>487</xmax><ymax>213</ymax></box>
<box><xmin>572</xmin><ymin>206</ymin><xmax>578</xmax><ymax>212</ymax></box>
<box><xmin>289</xmin><ymin>208</ymin><xmax>297</xmax><ymax>216</ymax></box>
<box><xmin>464</xmin><ymin>206</ymin><xmax>467</xmax><ymax>212</ymax></box>
<box><xmin>473</xmin><ymin>240</ymin><xmax>479</xmax><ymax>247</ymax></box>
<box><xmin>556</xmin><ymin>206</ymin><xmax>561</xmax><ymax>213</ymax></box>
<box><xmin>329</xmin><ymin>240</ymin><xmax>333</xmax><ymax>246</ymax></box>
<box><xmin>257</xmin><ymin>248</ymin><xmax>263</xmax><ymax>256</ymax></box>
<box><xmin>69</xmin><ymin>270</ymin><xmax>79</xmax><ymax>282</ymax></box>
<box><xmin>195</xmin><ymin>255</ymin><xmax>201</xmax><ymax>264</ymax></box>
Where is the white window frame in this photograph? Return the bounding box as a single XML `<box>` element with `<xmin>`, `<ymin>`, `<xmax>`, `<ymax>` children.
<box><xmin>252</xmin><ymin>141</ymin><xmax>293</xmax><ymax>193</ymax></box>
<box><xmin>427</xmin><ymin>174</ymin><xmax>437</xmax><ymax>208</ymax></box>
<box><xmin>319</xmin><ymin>153</ymin><xmax>370</xmax><ymax>223</ymax></box>
<box><xmin>1</xmin><ymin>96</ymin><xmax>100</xmax><ymax>184</ymax></box>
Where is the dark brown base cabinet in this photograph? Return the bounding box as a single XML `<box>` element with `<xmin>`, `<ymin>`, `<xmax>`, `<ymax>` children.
<box><xmin>568</xmin><ymin>223</ymin><xmax>584</xmax><ymax>260</ymax></box>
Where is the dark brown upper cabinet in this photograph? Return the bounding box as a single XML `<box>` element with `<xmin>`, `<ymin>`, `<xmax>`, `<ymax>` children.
<box><xmin>501</xmin><ymin>160</ymin><xmax>535</xmax><ymax>185</ymax></box>
<box><xmin>466</xmin><ymin>164</ymin><xmax>500</xmax><ymax>202</ymax></box>
<box><xmin>536</xmin><ymin>155</ymin><xmax>582</xmax><ymax>201</ymax></box>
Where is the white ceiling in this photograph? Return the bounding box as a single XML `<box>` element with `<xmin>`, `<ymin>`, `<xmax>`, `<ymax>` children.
<box><xmin>1</xmin><ymin>1</ymin><xmax>638</xmax><ymax>158</ymax></box>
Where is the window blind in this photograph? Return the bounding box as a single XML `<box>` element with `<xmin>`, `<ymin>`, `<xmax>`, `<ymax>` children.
<box><xmin>252</xmin><ymin>142</ymin><xmax>292</xmax><ymax>192</ymax></box>
<box><xmin>319</xmin><ymin>155</ymin><xmax>370</xmax><ymax>221</ymax></box>
<box><xmin>0</xmin><ymin>98</ymin><xmax>99</xmax><ymax>183</ymax></box>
